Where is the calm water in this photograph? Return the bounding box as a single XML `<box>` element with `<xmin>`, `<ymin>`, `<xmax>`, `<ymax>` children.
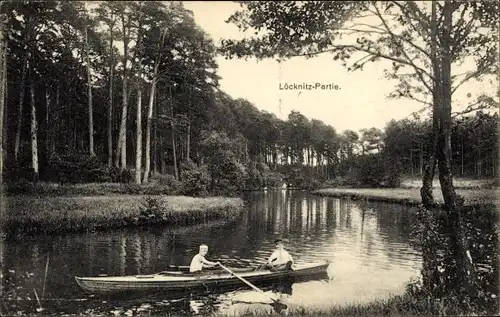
<box><xmin>2</xmin><ymin>190</ymin><xmax>422</xmax><ymax>316</ymax></box>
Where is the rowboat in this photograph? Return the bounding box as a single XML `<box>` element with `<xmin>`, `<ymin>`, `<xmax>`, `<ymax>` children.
<box><xmin>75</xmin><ymin>260</ymin><xmax>330</xmax><ymax>295</ymax></box>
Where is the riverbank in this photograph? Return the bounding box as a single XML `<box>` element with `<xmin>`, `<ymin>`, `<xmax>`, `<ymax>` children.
<box><xmin>312</xmin><ymin>187</ymin><xmax>498</xmax><ymax>206</ymax></box>
<box><xmin>4</xmin><ymin>181</ymin><xmax>178</xmax><ymax>196</ymax></box>
<box><xmin>2</xmin><ymin>195</ymin><xmax>244</xmax><ymax>236</ymax></box>
<box><xmin>224</xmin><ymin>292</ymin><xmax>495</xmax><ymax>316</ymax></box>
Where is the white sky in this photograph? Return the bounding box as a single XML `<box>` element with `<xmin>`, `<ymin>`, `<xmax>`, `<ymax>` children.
<box><xmin>181</xmin><ymin>1</ymin><xmax>497</xmax><ymax>134</ymax></box>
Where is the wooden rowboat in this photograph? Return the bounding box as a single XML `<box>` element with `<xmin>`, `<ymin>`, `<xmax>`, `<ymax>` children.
<box><xmin>75</xmin><ymin>260</ymin><xmax>330</xmax><ymax>295</ymax></box>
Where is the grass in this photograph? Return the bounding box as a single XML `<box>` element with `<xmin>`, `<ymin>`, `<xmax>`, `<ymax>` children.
<box><xmin>313</xmin><ymin>187</ymin><xmax>498</xmax><ymax>206</ymax></box>
<box><xmin>5</xmin><ymin>181</ymin><xmax>178</xmax><ymax>196</ymax></box>
<box><xmin>1</xmin><ymin>195</ymin><xmax>244</xmax><ymax>236</ymax></box>
<box><xmin>214</xmin><ymin>293</ymin><xmax>495</xmax><ymax>316</ymax></box>
<box><xmin>399</xmin><ymin>176</ymin><xmax>497</xmax><ymax>189</ymax></box>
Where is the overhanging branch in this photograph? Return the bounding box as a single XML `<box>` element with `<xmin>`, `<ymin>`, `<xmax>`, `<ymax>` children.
<box><xmin>451</xmin><ymin>63</ymin><xmax>491</xmax><ymax>95</ymax></box>
<box><xmin>373</xmin><ymin>4</ymin><xmax>433</xmax><ymax>94</ymax></box>
<box><xmin>294</xmin><ymin>44</ymin><xmax>433</xmax><ymax>84</ymax></box>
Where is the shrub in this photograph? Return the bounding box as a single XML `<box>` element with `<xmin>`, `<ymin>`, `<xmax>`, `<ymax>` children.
<box><xmin>43</xmin><ymin>153</ymin><xmax>135</xmax><ymax>184</ymax></box>
<box><xmin>179</xmin><ymin>160</ymin><xmax>210</xmax><ymax>197</ymax></box>
<box><xmin>132</xmin><ymin>196</ymin><xmax>169</xmax><ymax>226</ymax></box>
<box><xmin>347</xmin><ymin>154</ymin><xmax>402</xmax><ymax>188</ymax></box>
<box><xmin>150</xmin><ymin>173</ymin><xmax>180</xmax><ymax>188</ymax></box>
<box><xmin>245</xmin><ymin>163</ymin><xmax>263</xmax><ymax>190</ymax></box>
<box><xmin>263</xmin><ymin>170</ymin><xmax>284</xmax><ymax>188</ymax></box>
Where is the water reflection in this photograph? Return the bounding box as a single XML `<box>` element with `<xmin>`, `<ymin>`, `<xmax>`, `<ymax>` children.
<box><xmin>2</xmin><ymin>190</ymin><xmax>422</xmax><ymax>315</ymax></box>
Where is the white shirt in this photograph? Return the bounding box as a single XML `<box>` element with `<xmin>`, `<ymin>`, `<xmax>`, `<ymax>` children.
<box><xmin>189</xmin><ymin>254</ymin><xmax>206</xmax><ymax>272</ymax></box>
<box><xmin>268</xmin><ymin>248</ymin><xmax>294</xmax><ymax>266</ymax></box>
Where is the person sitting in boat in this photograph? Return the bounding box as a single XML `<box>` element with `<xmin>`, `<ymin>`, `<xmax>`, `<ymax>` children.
<box><xmin>261</xmin><ymin>239</ymin><xmax>294</xmax><ymax>271</ymax></box>
<box><xmin>189</xmin><ymin>244</ymin><xmax>221</xmax><ymax>273</ymax></box>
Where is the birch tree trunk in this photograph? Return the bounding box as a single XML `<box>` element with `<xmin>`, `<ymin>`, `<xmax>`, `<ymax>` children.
<box><xmin>0</xmin><ymin>22</ymin><xmax>6</xmax><ymax>188</ymax></box>
<box><xmin>135</xmin><ymin>87</ymin><xmax>142</xmax><ymax>184</ymax></box>
<box><xmin>54</xmin><ymin>84</ymin><xmax>59</xmax><ymax>154</ymax></box>
<box><xmin>152</xmin><ymin>97</ymin><xmax>157</xmax><ymax>174</ymax></box>
<box><xmin>115</xmin><ymin>15</ymin><xmax>129</xmax><ymax>169</ymax></box>
<box><xmin>30</xmin><ymin>82</ymin><xmax>38</xmax><ymax>182</ymax></box>
<box><xmin>142</xmin><ymin>64</ymin><xmax>159</xmax><ymax>183</ymax></box>
<box><xmin>84</xmin><ymin>25</ymin><xmax>95</xmax><ymax>156</ymax></box>
<box><xmin>108</xmin><ymin>20</ymin><xmax>115</xmax><ymax>167</ymax></box>
<box><xmin>186</xmin><ymin>119</ymin><xmax>190</xmax><ymax>161</ymax></box>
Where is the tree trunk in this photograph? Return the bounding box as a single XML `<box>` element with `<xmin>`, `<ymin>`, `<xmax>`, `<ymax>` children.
<box><xmin>419</xmin><ymin>143</ymin><xmax>423</xmax><ymax>176</ymax></box>
<box><xmin>410</xmin><ymin>148</ymin><xmax>413</xmax><ymax>175</ymax></box>
<box><xmin>186</xmin><ymin>119</ymin><xmax>190</xmax><ymax>161</ymax></box>
<box><xmin>437</xmin><ymin>2</ymin><xmax>457</xmax><ymax>212</ymax></box>
<box><xmin>171</xmin><ymin>122</ymin><xmax>178</xmax><ymax>181</ymax></box>
<box><xmin>160</xmin><ymin>135</ymin><xmax>165</xmax><ymax>174</ymax></box>
<box><xmin>54</xmin><ymin>84</ymin><xmax>59</xmax><ymax>154</ymax></box>
<box><xmin>0</xmin><ymin>25</ymin><xmax>6</xmax><ymax>188</ymax></box>
<box><xmin>420</xmin><ymin>0</ymin><xmax>440</xmax><ymax>209</ymax></box>
<box><xmin>14</xmin><ymin>49</ymin><xmax>29</xmax><ymax>162</ymax></box>
<box><xmin>461</xmin><ymin>138</ymin><xmax>464</xmax><ymax>176</ymax></box>
<box><xmin>142</xmin><ymin>65</ymin><xmax>159</xmax><ymax>183</ymax></box>
<box><xmin>108</xmin><ymin>21</ymin><xmax>114</xmax><ymax>167</ymax></box>
<box><xmin>135</xmin><ymin>87</ymin><xmax>142</xmax><ymax>184</ymax></box>
<box><xmin>45</xmin><ymin>85</ymin><xmax>50</xmax><ymax>157</ymax></box>
<box><xmin>115</xmin><ymin>18</ymin><xmax>129</xmax><ymax>169</ymax></box>
<box><xmin>153</xmin><ymin>98</ymin><xmax>157</xmax><ymax>174</ymax></box>
<box><xmin>438</xmin><ymin>0</ymin><xmax>477</xmax><ymax>300</ymax></box>
<box><xmin>30</xmin><ymin>82</ymin><xmax>38</xmax><ymax>182</ymax></box>
<box><xmin>85</xmin><ymin>25</ymin><xmax>95</xmax><ymax>156</ymax></box>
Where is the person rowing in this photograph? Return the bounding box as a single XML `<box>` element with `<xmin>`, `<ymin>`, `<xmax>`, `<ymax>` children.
<box><xmin>260</xmin><ymin>239</ymin><xmax>294</xmax><ymax>271</ymax></box>
<box><xmin>189</xmin><ymin>244</ymin><xmax>221</xmax><ymax>274</ymax></box>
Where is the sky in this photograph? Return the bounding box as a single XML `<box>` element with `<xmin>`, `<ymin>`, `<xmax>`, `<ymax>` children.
<box><xmin>181</xmin><ymin>1</ymin><xmax>496</xmax><ymax>133</ymax></box>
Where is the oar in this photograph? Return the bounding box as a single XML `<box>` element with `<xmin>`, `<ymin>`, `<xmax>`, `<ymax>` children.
<box><xmin>218</xmin><ymin>263</ymin><xmax>287</xmax><ymax>311</ymax></box>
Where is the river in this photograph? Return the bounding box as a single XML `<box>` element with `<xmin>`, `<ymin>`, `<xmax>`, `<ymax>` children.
<box><xmin>1</xmin><ymin>190</ymin><xmax>422</xmax><ymax>316</ymax></box>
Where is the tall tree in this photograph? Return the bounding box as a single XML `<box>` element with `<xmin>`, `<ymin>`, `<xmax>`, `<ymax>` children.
<box><xmin>84</xmin><ymin>15</ymin><xmax>95</xmax><ymax>156</ymax></box>
<box><xmin>220</xmin><ymin>0</ymin><xmax>498</xmax><ymax>299</ymax></box>
<box><xmin>114</xmin><ymin>1</ymin><xmax>145</xmax><ymax>169</ymax></box>
<box><xmin>221</xmin><ymin>0</ymin><xmax>498</xmax><ymax>205</ymax></box>
<box><xmin>0</xmin><ymin>3</ymin><xmax>6</xmax><ymax>188</ymax></box>
<box><xmin>94</xmin><ymin>2</ymin><xmax>119</xmax><ymax>166</ymax></box>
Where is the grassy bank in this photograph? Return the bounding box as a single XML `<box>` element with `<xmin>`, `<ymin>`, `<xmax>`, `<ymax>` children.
<box><xmin>313</xmin><ymin>187</ymin><xmax>498</xmax><ymax>206</ymax></box>
<box><xmin>399</xmin><ymin>176</ymin><xmax>497</xmax><ymax>189</ymax></box>
<box><xmin>2</xmin><ymin>195</ymin><xmax>244</xmax><ymax>236</ymax></box>
<box><xmin>220</xmin><ymin>293</ymin><xmax>495</xmax><ymax>316</ymax></box>
<box><xmin>5</xmin><ymin>181</ymin><xmax>178</xmax><ymax>196</ymax></box>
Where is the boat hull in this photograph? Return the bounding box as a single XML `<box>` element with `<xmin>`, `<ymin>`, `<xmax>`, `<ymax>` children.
<box><xmin>75</xmin><ymin>261</ymin><xmax>330</xmax><ymax>295</ymax></box>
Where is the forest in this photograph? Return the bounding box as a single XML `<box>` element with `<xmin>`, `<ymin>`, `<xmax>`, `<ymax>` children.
<box><xmin>0</xmin><ymin>1</ymin><xmax>497</xmax><ymax>198</ymax></box>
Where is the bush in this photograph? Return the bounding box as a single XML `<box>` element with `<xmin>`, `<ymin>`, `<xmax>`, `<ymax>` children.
<box><xmin>179</xmin><ymin>160</ymin><xmax>210</xmax><ymax>197</ymax></box>
<box><xmin>348</xmin><ymin>154</ymin><xmax>402</xmax><ymax>188</ymax></box>
<box><xmin>263</xmin><ymin>170</ymin><xmax>284</xmax><ymax>188</ymax></box>
<box><xmin>43</xmin><ymin>153</ymin><xmax>134</xmax><ymax>184</ymax></box>
<box><xmin>132</xmin><ymin>196</ymin><xmax>170</xmax><ymax>226</ymax></box>
<box><xmin>208</xmin><ymin>151</ymin><xmax>247</xmax><ymax>196</ymax></box>
<box><xmin>150</xmin><ymin>173</ymin><xmax>180</xmax><ymax>188</ymax></box>
<box><xmin>245</xmin><ymin>163</ymin><xmax>263</xmax><ymax>190</ymax></box>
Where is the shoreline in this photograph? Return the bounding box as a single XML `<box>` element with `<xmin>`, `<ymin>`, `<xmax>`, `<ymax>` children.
<box><xmin>2</xmin><ymin>194</ymin><xmax>244</xmax><ymax>237</ymax></box>
<box><xmin>312</xmin><ymin>187</ymin><xmax>498</xmax><ymax>207</ymax></box>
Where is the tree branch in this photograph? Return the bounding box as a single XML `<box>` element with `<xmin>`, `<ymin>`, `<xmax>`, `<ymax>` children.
<box><xmin>452</xmin><ymin>99</ymin><xmax>496</xmax><ymax>118</ymax></box>
<box><xmin>372</xmin><ymin>4</ymin><xmax>433</xmax><ymax>93</ymax></box>
<box><xmin>338</xmin><ymin>28</ymin><xmax>385</xmax><ymax>35</ymax></box>
<box><xmin>392</xmin><ymin>1</ymin><xmax>431</xmax><ymax>37</ymax></box>
<box><xmin>451</xmin><ymin>63</ymin><xmax>491</xmax><ymax>95</ymax></box>
<box><xmin>295</xmin><ymin>44</ymin><xmax>432</xmax><ymax>85</ymax></box>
